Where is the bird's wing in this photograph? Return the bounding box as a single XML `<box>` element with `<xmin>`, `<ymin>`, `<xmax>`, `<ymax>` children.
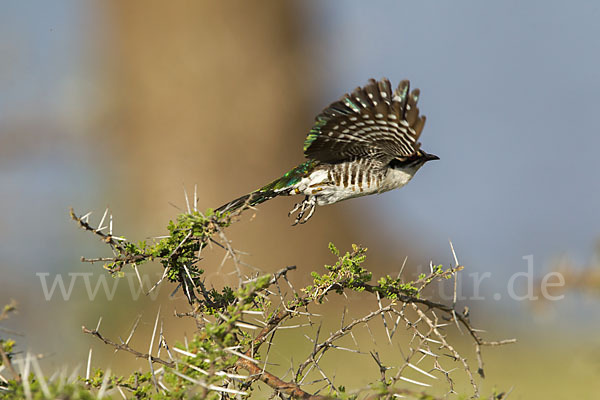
<box><xmin>303</xmin><ymin>79</ymin><xmax>426</xmax><ymax>164</ymax></box>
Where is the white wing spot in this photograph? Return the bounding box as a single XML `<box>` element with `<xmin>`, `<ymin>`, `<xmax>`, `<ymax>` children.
<box><xmin>408</xmin><ymin>129</ymin><xmax>416</xmax><ymax>141</ymax></box>
<box><xmin>342</xmin><ymin>129</ymin><xmax>350</xmax><ymax>134</ymax></box>
<box><xmin>381</xmin><ymin>92</ymin><xmax>387</xmax><ymax>98</ymax></box>
<box><xmin>349</xmin><ymin>116</ymin><xmax>357</xmax><ymax>121</ymax></box>
<box><xmin>375</xmin><ymin>113</ymin><xmax>384</xmax><ymax>118</ymax></box>
<box><xmin>333</xmin><ymin>125</ymin><xmax>339</xmax><ymax>130</ymax></box>
<box><xmin>388</xmin><ymin>114</ymin><xmax>397</xmax><ymax>120</ymax></box>
<box><xmin>367</xmin><ymin>93</ymin><xmax>374</xmax><ymax>99</ymax></box>
<box><xmin>362</xmin><ymin>114</ymin><xmax>370</xmax><ymax>119</ymax></box>
<box><xmin>355</xmin><ymin>97</ymin><xmax>367</xmax><ymax>107</ymax></box>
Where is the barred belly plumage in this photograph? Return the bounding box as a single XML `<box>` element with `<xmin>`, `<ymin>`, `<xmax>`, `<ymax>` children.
<box><xmin>292</xmin><ymin>159</ymin><xmax>414</xmax><ymax>206</ymax></box>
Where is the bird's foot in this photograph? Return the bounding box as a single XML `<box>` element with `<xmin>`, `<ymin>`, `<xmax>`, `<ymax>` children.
<box><xmin>289</xmin><ymin>196</ymin><xmax>317</xmax><ymax>225</ymax></box>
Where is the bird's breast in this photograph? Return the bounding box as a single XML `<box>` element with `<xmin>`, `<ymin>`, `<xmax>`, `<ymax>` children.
<box><xmin>379</xmin><ymin>167</ymin><xmax>414</xmax><ymax>192</ymax></box>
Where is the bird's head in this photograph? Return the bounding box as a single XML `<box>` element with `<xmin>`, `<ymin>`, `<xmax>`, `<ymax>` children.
<box><xmin>389</xmin><ymin>149</ymin><xmax>439</xmax><ymax>173</ymax></box>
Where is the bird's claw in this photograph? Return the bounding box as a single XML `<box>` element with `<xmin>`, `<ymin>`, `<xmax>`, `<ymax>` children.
<box><xmin>288</xmin><ymin>202</ymin><xmax>302</xmax><ymax>217</ymax></box>
<box><xmin>289</xmin><ymin>196</ymin><xmax>316</xmax><ymax>226</ymax></box>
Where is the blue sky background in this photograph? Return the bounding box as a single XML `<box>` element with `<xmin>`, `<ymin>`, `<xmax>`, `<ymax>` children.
<box><xmin>0</xmin><ymin>1</ymin><xmax>102</xmax><ymax>279</ymax></box>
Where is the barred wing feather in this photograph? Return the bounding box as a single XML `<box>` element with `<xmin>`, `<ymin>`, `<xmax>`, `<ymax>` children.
<box><xmin>303</xmin><ymin>79</ymin><xmax>426</xmax><ymax>164</ymax></box>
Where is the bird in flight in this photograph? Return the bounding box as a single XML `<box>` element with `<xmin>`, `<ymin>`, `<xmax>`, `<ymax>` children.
<box><xmin>216</xmin><ymin>78</ymin><xmax>438</xmax><ymax>225</ymax></box>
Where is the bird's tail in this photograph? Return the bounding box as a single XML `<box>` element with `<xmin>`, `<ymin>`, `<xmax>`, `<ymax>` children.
<box><xmin>215</xmin><ymin>160</ymin><xmax>316</xmax><ymax>215</ymax></box>
<box><xmin>215</xmin><ymin>188</ymin><xmax>281</xmax><ymax>214</ymax></box>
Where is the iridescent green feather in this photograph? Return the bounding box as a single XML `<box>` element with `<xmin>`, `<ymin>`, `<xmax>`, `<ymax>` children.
<box><xmin>344</xmin><ymin>98</ymin><xmax>360</xmax><ymax>112</ymax></box>
<box><xmin>303</xmin><ymin>90</ymin><xmax>361</xmax><ymax>158</ymax></box>
<box><xmin>260</xmin><ymin>160</ymin><xmax>318</xmax><ymax>192</ymax></box>
<box><xmin>215</xmin><ymin>160</ymin><xmax>319</xmax><ymax>214</ymax></box>
<box><xmin>303</xmin><ymin>118</ymin><xmax>327</xmax><ymax>153</ymax></box>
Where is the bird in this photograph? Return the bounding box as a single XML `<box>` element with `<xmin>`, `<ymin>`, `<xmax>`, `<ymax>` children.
<box><xmin>216</xmin><ymin>78</ymin><xmax>439</xmax><ymax>225</ymax></box>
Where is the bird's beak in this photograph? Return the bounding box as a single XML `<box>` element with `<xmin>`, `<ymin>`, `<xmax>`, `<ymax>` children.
<box><xmin>424</xmin><ymin>152</ymin><xmax>440</xmax><ymax>161</ymax></box>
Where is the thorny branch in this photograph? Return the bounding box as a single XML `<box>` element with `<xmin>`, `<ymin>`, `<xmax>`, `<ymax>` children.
<box><xmin>70</xmin><ymin>206</ymin><xmax>516</xmax><ymax>399</ymax></box>
<box><xmin>81</xmin><ymin>326</ymin><xmax>175</xmax><ymax>368</ymax></box>
<box><xmin>0</xmin><ymin>344</ymin><xmax>20</xmax><ymax>384</ymax></box>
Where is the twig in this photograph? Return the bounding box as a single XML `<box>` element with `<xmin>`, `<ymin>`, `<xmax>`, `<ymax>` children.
<box><xmin>81</xmin><ymin>326</ymin><xmax>174</xmax><ymax>368</ymax></box>
<box><xmin>0</xmin><ymin>345</ymin><xmax>20</xmax><ymax>383</ymax></box>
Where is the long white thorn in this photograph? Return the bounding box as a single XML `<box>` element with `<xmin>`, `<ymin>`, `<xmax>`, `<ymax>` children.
<box><xmin>449</xmin><ymin>239</ymin><xmax>459</xmax><ymax>267</ymax></box>
<box><xmin>172</xmin><ymin>347</ymin><xmax>196</xmax><ymax>358</ymax></box>
<box><xmin>86</xmin><ymin>348</ymin><xmax>93</xmax><ymax>381</ymax></box>
<box><xmin>117</xmin><ymin>386</ymin><xmax>127</xmax><ymax>399</ymax></box>
<box><xmin>183</xmin><ymin>185</ymin><xmax>191</xmax><ymax>214</ymax></box>
<box><xmin>132</xmin><ymin>264</ymin><xmax>145</xmax><ymax>295</ymax></box>
<box><xmin>148</xmin><ymin>306</ymin><xmax>161</xmax><ymax>392</ymax></box>
<box><xmin>397</xmin><ymin>256</ymin><xmax>408</xmax><ymax>279</ymax></box>
<box><xmin>194</xmin><ymin>184</ymin><xmax>198</xmax><ymax>212</ymax></box>
<box><xmin>407</xmin><ymin>363</ymin><xmax>438</xmax><ymax>379</ymax></box>
<box><xmin>149</xmin><ymin>306</ymin><xmax>161</xmax><ymax>355</ymax></box>
<box><xmin>98</xmin><ymin>208</ymin><xmax>109</xmax><ymax>232</ymax></box>
<box><xmin>399</xmin><ymin>376</ymin><xmax>431</xmax><ymax>387</ymax></box>
<box><xmin>125</xmin><ymin>314</ymin><xmax>142</xmax><ymax>346</ymax></box>
<box><xmin>22</xmin><ymin>353</ymin><xmax>32</xmax><ymax>400</ymax></box>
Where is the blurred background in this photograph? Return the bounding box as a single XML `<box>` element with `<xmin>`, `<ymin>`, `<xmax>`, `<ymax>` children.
<box><xmin>1</xmin><ymin>1</ymin><xmax>600</xmax><ymax>398</ymax></box>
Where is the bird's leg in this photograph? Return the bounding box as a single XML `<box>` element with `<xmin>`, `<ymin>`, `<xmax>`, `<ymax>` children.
<box><xmin>290</xmin><ymin>196</ymin><xmax>317</xmax><ymax>225</ymax></box>
<box><xmin>300</xmin><ymin>197</ymin><xmax>317</xmax><ymax>224</ymax></box>
<box><xmin>290</xmin><ymin>197</ymin><xmax>309</xmax><ymax>226</ymax></box>
<box><xmin>288</xmin><ymin>200</ymin><xmax>303</xmax><ymax>217</ymax></box>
